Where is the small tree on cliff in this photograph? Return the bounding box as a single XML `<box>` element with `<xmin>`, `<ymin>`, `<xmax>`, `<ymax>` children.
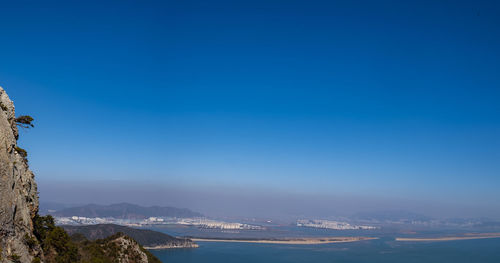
<box><xmin>14</xmin><ymin>115</ymin><xmax>34</xmax><ymax>163</ymax></box>
<box><xmin>15</xmin><ymin>115</ymin><xmax>35</xmax><ymax>128</ymax></box>
<box><xmin>15</xmin><ymin>146</ymin><xmax>28</xmax><ymax>160</ymax></box>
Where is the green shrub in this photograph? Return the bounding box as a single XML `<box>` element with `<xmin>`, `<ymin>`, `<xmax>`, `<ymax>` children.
<box><xmin>9</xmin><ymin>254</ymin><xmax>21</xmax><ymax>263</ymax></box>
<box><xmin>33</xmin><ymin>215</ymin><xmax>79</xmax><ymax>263</ymax></box>
<box><xmin>15</xmin><ymin>146</ymin><xmax>28</xmax><ymax>161</ymax></box>
<box><xmin>24</xmin><ymin>233</ymin><xmax>38</xmax><ymax>248</ymax></box>
<box><xmin>33</xmin><ymin>214</ymin><xmax>162</xmax><ymax>262</ymax></box>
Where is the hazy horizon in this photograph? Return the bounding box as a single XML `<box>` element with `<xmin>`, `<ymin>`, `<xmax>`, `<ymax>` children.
<box><xmin>37</xmin><ymin>179</ymin><xmax>500</xmax><ymax>220</ymax></box>
<box><xmin>2</xmin><ymin>0</ymin><xmax>500</xmax><ymax>221</ymax></box>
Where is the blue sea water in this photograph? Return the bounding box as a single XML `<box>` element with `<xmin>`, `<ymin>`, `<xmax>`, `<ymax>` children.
<box><xmin>151</xmin><ymin>238</ymin><xmax>500</xmax><ymax>263</ymax></box>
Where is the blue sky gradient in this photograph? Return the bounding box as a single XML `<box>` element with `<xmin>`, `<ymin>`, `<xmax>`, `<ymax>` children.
<box><xmin>1</xmin><ymin>0</ymin><xmax>499</xmax><ymax>217</ymax></box>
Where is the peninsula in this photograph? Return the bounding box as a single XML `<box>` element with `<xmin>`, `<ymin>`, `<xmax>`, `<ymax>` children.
<box><xmin>192</xmin><ymin>236</ymin><xmax>377</xmax><ymax>245</ymax></box>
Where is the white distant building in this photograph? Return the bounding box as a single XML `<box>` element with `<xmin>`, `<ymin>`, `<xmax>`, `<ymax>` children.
<box><xmin>53</xmin><ymin>215</ymin><xmax>263</xmax><ymax>230</ymax></box>
<box><xmin>297</xmin><ymin>219</ymin><xmax>377</xmax><ymax>230</ymax></box>
<box><xmin>176</xmin><ymin>218</ymin><xmax>264</xmax><ymax>230</ymax></box>
<box><xmin>147</xmin><ymin>217</ymin><xmax>165</xmax><ymax>222</ymax></box>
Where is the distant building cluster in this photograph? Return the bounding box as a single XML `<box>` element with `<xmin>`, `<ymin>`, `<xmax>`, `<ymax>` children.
<box><xmin>54</xmin><ymin>216</ymin><xmax>264</xmax><ymax>230</ymax></box>
<box><xmin>297</xmin><ymin>219</ymin><xmax>378</xmax><ymax>230</ymax></box>
<box><xmin>146</xmin><ymin>217</ymin><xmax>165</xmax><ymax>222</ymax></box>
<box><xmin>56</xmin><ymin>216</ymin><xmax>138</xmax><ymax>226</ymax></box>
<box><xmin>177</xmin><ymin>218</ymin><xmax>264</xmax><ymax>230</ymax></box>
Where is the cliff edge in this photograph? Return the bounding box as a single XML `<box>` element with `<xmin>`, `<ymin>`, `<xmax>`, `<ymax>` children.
<box><xmin>0</xmin><ymin>87</ymin><xmax>160</xmax><ymax>263</ymax></box>
<box><xmin>0</xmin><ymin>86</ymin><xmax>42</xmax><ymax>262</ymax></box>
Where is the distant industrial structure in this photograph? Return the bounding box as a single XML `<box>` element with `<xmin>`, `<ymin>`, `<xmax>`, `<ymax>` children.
<box><xmin>55</xmin><ymin>216</ymin><xmax>264</xmax><ymax>230</ymax></box>
<box><xmin>297</xmin><ymin>219</ymin><xmax>378</xmax><ymax>230</ymax></box>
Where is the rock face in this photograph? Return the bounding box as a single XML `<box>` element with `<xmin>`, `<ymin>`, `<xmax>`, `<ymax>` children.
<box><xmin>0</xmin><ymin>87</ymin><xmax>160</xmax><ymax>263</ymax></box>
<box><xmin>112</xmin><ymin>235</ymin><xmax>149</xmax><ymax>263</ymax></box>
<box><xmin>0</xmin><ymin>87</ymin><xmax>42</xmax><ymax>262</ymax></box>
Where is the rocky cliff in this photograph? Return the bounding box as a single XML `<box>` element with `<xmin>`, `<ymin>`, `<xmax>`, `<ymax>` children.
<box><xmin>0</xmin><ymin>87</ymin><xmax>160</xmax><ymax>263</ymax></box>
<box><xmin>0</xmin><ymin>86</ymin><xmax>42</xmax><ymax>262</ymax></box>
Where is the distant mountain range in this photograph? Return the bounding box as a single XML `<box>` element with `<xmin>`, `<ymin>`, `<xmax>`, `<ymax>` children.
<box><xmin>352</xmin><ymin>210</ymin><xmax>432</xmax><ymax>222</ymax></box>
<box><xmin>51</xmin><ymin>202</ymin><xmax>203</xmax><ymax>219</ymax></box>
<box><xmin>39</xmin><ymin>202</ymin><xmax>84</xmax><ymax>215</ymax></box>
<box><xmin>63</xmin><ymin>224</ymin><xmax>198</xmax><ymax>248</ymax></box>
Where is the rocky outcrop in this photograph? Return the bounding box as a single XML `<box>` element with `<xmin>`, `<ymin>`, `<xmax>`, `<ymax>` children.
<box><xmin>63</xmin><ymin>223</ymin><xmax>198</xmax><ymax>249</ymax></box>
<box><xmin>0</xmin><ymin>87</ymin><xmax>42</xmax><ymax>262</ymax></box>
<box><xmin>69</xmin><ymin>232</ymin><xmax>160</xmax><ymax>263</ymax></box>
<box><xmin>0</xmin><ymin>87</ymin><xmax>161</xmax><ymax>263</ymax></box>
<box><xmin>112</xmin><ymin>235</ymin><xmax>150</xmax><ymax>263</ymax></box>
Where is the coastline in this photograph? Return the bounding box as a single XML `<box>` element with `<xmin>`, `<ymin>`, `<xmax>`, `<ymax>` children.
<box><xmin>144</xmin><ymin>243</ymin><xmax>199</xmax><ymax>249</ymax></box>
<box><xmin>191</xmin><ymin>237</ymin><xmax>377</xmax><ymax>245</ymax></box>
<box><xmin>396</xmin><ymin>234</ymin><xmax>500</xmax><ymax>242</ymax></box>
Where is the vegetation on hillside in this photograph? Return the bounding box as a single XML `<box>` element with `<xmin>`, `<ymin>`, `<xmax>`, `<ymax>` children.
<box><xmin>33</xmin><ymin>215</ymin><xmax>161</xmax><ymax>263</ymax></box>
<box><xmin>15</xmin><ymin>146</ymin><xmax>28</xmax><ymax>163</ymax></box>
<box><xmin>9</xmin><ymin>99</ymin><xmax>158</xmax><ymax>262</ymax></box>
<box><xmin>13</xmin><ymin>114</ymin><xmax>33</xmax><ymax>163</ymax></box>
<box><xmin>63</xmin><ymin>224</ymin><xmax>196</xmax><ymax>247</ymax></box>
<box><xmin>33</xmin><ymin>215</ymin><xmax>80</xmax><ymax>262</ymax></box>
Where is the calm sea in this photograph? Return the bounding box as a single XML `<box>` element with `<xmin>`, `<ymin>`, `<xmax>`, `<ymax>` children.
<box><xmin>151</xmin><ymin>238</ymin><xmax>500</xmax><ymax>263</ymax></box>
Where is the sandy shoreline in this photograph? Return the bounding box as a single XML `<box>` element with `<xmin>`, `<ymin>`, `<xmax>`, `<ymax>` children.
<box><xmin>396</xmin><ymin>234</ymin><xmax>500</xmax><ymax>242</ymax></box>
<box><xmin>191</xmin><ymin>237</ymin><xmax>377</xmax><ymax>245</ymax></box>
<box><xmin>144</xmin><ymin>244</ymin><xmax>199</xmax><ymax>249</ymax></box>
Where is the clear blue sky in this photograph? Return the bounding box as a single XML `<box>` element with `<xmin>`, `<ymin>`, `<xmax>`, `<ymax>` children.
<box><xmin>1</xmin><ymin>0</ymin><xmax>499</xmax><ymax>218</ymax></box>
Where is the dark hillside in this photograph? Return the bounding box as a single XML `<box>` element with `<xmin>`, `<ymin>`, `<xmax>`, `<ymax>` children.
<box><xmin>63</xmin><ymin>224</ymin><xmax>198</xmax><ymax>248</ymax></box>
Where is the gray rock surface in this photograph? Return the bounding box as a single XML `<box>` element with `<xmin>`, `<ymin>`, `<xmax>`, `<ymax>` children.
<box><xmin>112</xmin><ymin>235</ymin><xmax>149</xmax><ymax>263</ymax></box>
<box><xmin>0</xmin><ymin>86</ymin><xmax>42</xmax><ymax>262</ymax></box>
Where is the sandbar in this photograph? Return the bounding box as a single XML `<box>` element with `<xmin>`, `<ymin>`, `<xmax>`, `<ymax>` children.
<box><xmin>191</xmin><ymin>237</ymin><xmax>377</xmax><ymax>244</ymax></box>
